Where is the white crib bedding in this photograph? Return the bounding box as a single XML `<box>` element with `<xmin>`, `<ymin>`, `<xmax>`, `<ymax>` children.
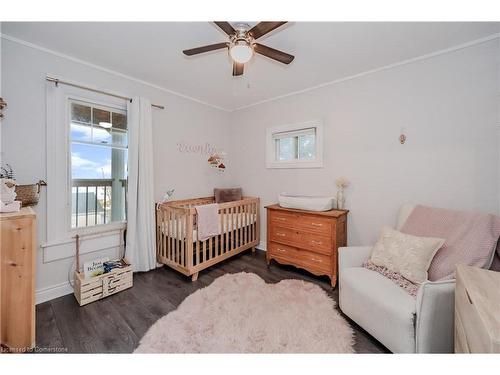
<box><xmin>161</xmin><ymin>213</ymin><xmax>257</xmax><ymax>241</ymax></box>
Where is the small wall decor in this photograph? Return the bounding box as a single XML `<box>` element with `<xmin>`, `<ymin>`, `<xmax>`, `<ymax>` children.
<box><xmin>208</xmin><ymin>150</ymin><xmax>226</xmax><ymax>172</ymax></box>
<box><xmin>176</xmin><ymin>141</ymin><xmax>218</xmax><ymax>156</ymax></box>
<box><xmin>0</xmin><ymin>97</ymin><xmax>6</xmax><ymax>121</ymax></box>
<box><xmin>335</xmin><ymin>177</ymin><xmax>350</xmax><ymax>210</ymax></box>
<box><xmin>399</xmin><ymin>127</ymin><xmax>407</xmax><ymax>144</ymax></box>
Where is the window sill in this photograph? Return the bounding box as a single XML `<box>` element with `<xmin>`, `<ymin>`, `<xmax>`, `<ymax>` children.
<box><xmin>41</xmin><ymin>222</ymin><xmax>126</xmax><ymax>263</ymax></box>
<box><xmin>266</xmin><ymin>160</ymin><xmax>324</xmax><ymax>169</ymax></box>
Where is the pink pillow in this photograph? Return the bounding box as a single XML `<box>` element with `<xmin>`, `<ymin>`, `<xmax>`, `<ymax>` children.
<box><xmin>214</xmin><ymin>188</ymin><xmax>242</xmax><ymax>203</ymax></box>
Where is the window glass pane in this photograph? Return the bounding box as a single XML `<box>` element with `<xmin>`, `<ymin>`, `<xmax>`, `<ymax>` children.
<box><xmin>71</xmin><ymin>103</ymin><xmax>91</xmax><ymax>123</ymax></box>
<box><xmin>111</xmin><ymin>129</ymin><xmax>127</xmax><ymax>147</ymax></box>
<box><xmin>278</xmin><ymin>137</ymin><xmax>296</xmax><ymax>161</ymax></box>
<box><xmin>112</xmin><ymin>112</ymin><xmax>127</xmax><ymax>130</ymax></box>
<box><xmin>93</xmin><ymin>127</ymin><xmax>112</xmax><ymax>145</ymax></box>
<box><xmin>92</xmin><ymin>108</ymin><xmax>111</xmax><ymax>126</ymax></box>
<box><xmin>298</xmin><ymin>134</ymin><xmax>316</xmax><ymax>160</ymax></box>
<box><xmin>70</xmin><ymin>142</ymin><xmax>127</xmax><ymax>228</ymax></box>
<box><xmin>70</xmin><ymin>122</ymin><xmax>92</xmax><ymax>142</ymax></box>
<box><xmin>70</xmin><ymin>101</ymin><xmax>128</xmax><ymax>228</ymax></box>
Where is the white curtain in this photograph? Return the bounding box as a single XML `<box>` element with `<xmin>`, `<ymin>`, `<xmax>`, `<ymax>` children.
<box><xmin>126</xmin><ymin>97</ymin><xmax>156</xmax><ymax>272</ymax></box>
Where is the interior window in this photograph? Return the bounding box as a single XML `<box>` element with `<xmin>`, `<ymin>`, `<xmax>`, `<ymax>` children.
<box><xmin>273</xmin><ymin>127</ymin><xmax>317</xmax><ymax>162</ymax></box>
<box><xmin>69</xmin><ymin>100</ymin><xmax>128</xmax><ymax>228</ymax></box>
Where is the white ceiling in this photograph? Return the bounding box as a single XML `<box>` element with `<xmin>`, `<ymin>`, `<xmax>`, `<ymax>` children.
<box><xmin>3</xmin><ymin>22</ymin><xmax>500</xmax><ymax>111</ymax></box>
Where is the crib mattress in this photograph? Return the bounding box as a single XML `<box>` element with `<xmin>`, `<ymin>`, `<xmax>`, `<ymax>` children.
<box><xmin>161</xmin><ymin>213</ymin><xmax>257</xmax><ymax>241</ymax></box>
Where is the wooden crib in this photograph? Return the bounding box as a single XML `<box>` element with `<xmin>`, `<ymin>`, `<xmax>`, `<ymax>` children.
<box><xmin>156</xmin><ymin>196</ymin><xmax>260</xmax><ymax>281</ymax></box>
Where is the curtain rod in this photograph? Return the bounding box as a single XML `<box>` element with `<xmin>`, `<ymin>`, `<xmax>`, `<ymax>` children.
<box><xmin>45</xmin><ymin>76</ymin><xmax>165</xmax><ymax>110</ymax></box>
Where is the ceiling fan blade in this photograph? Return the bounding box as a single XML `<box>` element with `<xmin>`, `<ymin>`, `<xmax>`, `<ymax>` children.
<box><xmin>232</xmin><ymin>62</ymin><xmax>244</xmax><ymax>76</ymax></box>
<box><xmin>254</xmin><ymin>43</ymin><xmax>294</xmax><ymax>64</ymax></box>
<box><xmin>183</xmin><ymin>43</ymin><xmax>228</xmax><ymax>56</ymax></box>
<box><xmin>214</xmin><ymin>22</ymin><xmax>236</xmax><ymax>36</ymax></box>
<box><xmin>248</xmin><ymin>22</ymin><xmax>287</xmax><ymax>40</ymax></box>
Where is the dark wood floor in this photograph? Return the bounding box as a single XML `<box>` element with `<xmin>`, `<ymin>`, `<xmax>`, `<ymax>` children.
<box><xmin>36</xmin><ymin>250</ymin><xmax>389</xmax><ymax>353</ymax></box>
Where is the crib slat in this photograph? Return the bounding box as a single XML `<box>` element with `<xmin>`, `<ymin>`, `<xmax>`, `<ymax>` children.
<box><xmin>225</xmin><ymin>208</ymin><xmax>229</xmax><ymax>253</ymax></box>
<box><xmin>243</xmin><ymin>204</ymin><xmax>247</xmax><ymax>245</ymax></box>
<box><xmin>203</xmin><ymin>239</ymin><xmax>207</xmax><ymax>263</ymax></box>
<box><xmin>240</xmin><ymin>205</ymin><xmax>243</xmax><ymax>246</ymax></box>
<box><xmin>216</xmin><ymin>212</ymin><xmax>220</xmax><ymax>257</ymax></box>
<box><xmin>181</xmin><ymin>214</ymin><xmax>185</xmax><ymax>266</ymax></box>
<box><xmin>162</xmin><ymin>209</ymin><xmax>167</xmax><ymax>259</ymax></box>
<box><xmin>196</xmin><ymin>236</ymin><xmax>200</xmax><ymax>266</ymax></box>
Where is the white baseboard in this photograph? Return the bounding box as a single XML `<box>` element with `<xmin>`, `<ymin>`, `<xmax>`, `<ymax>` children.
<box><xmin>36</xmin><ymin>281</ymin><xmax>74</xmax><ymax>305</ymax></box>
<box><xmin>256</xmin><ymin>241</ymin><xmax>266</xmax><ymax>251</ymax></box>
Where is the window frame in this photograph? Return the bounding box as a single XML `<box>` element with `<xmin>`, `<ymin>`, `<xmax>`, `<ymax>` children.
<box><xmin>46</xmin><ymin>80</ymin><xmax>129</xmax><ymax>246</ymax></box>
<box><xmin>266</xmin><ymin>120</ymin><xmax>324</xmax><ymax>169</ymax></box>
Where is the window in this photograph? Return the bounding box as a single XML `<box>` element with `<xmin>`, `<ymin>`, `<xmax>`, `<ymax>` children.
<box><xmin>69</xmin><ymin>100</ymin><xmax>128</xmax><ymax>228</ymax></box>
<box><xmin>266</xmin><ymin>121</ymin><xmax>323</xmax><ymax>168</ymax></box>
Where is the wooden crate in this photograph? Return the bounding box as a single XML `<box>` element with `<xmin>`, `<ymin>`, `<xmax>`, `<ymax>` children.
<box><xmin>73</xmin><ymin>259</ymin><xmax>133</xmax><ymax>306</ymax></box>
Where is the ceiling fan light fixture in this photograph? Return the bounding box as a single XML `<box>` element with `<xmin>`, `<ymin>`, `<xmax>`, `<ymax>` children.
<box><xmin>229</xmin><ymin>40</ymin><xmax>253</xmax><ymax>64</ymax></box>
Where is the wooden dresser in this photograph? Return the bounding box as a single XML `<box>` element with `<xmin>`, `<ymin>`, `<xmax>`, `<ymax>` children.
<box><xmin>455</xmin><ymin>264</ymin><xmax>500</xmax><ymax>353</ymax></box>
<box><xmin>0</xmin><ymin>207</ymin><xmax>36</xmax><ymax>352</ymax></box>
<box><xmin>266</xmin><ymin>204</ymin><xmax>348</xmax><ymax>287</ymax></box>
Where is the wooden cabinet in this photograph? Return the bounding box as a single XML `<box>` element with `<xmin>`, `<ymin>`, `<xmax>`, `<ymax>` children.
<box><xmin>266</xmin><ymin>204</ymin><xmax>348</xmax><ymax>287</ymax></box>
<box><xmin>0</xmin><ymin>207</ymin><xmax>36</xmax><ymax>352</ymax></box>
<box><xmin>455</xmin><ymin>264</ymin><xmax>500</xmax><ymax>353</ymax></box>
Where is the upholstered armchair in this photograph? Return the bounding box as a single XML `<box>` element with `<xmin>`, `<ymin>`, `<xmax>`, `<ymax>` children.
<box><xmin>338</xmin><ymin>204</ymin><xmax>456</xmax><ymax>353</ymax></box>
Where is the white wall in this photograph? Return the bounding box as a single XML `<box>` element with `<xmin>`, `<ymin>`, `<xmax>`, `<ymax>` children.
<box><xmin>228</xmin><ymin>40</ymin><xmax>500</xmax><ymax>248</ymax></box>
<box><xmin>0</xmin><ymin>38</ymin><xmax>232</xmax><ymax>302</ymax></box>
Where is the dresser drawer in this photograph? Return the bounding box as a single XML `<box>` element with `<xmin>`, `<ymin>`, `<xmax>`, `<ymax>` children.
<box><xmin>270</xmin><ymin>211</ymin><xmax>332</xmax><ymax>235</ymax></box>
<box><xmin>296</xmin><ymin>232</ymin><xmax>332</xmax><ymax>255</ymax></box>
<box><xmin>268</xmin><ymin>242</ymin><xmax>331</xmax><ymax>274</ymax></box>
<box><xmin>270</xmin><ymin>226</ymin><xmax>298</xmax><ymax>244</ymax></box>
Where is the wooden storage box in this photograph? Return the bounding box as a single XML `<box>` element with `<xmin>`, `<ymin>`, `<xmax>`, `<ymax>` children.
<box><xmin>74</xmin><ymin>259</ymin><xmax>133</xmax><ymax>306</ymax></box>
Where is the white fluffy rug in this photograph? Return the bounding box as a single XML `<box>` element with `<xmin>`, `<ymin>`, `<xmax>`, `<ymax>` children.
<box><xmin>135</xmin><ymin>272</ymin><xmax>354</xmax><ymax>353</ymax></box>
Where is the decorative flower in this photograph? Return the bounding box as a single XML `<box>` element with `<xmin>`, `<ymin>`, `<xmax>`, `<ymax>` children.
<box><xmin>335</xmin><ymin>177</ymin><xmax>350</xmax><ymax>189</ymax></box>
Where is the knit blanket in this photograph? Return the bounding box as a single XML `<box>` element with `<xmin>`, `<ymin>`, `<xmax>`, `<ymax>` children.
<box><xmin>400</xmin><ymin>205</ymin><xmax>500</xmax><ymax>281</ymax></box>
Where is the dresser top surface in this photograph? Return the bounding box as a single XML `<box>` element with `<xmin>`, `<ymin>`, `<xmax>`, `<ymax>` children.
<box><xmin>456</xmin><ymin>264</ymin><xmax>500</xmax><ymax>340</ymax></box>
<box><xmin>265</xmin><ymin>204</ymin><xmax>348</xmax><ymax>218</ymax></box>
<box><xmin>0</xmin><ymin>206</ymin><xmax>36</xmax><ymax>221</ymax></box>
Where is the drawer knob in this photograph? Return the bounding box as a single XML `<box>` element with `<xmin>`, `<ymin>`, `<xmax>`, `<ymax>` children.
<box><xmin>311</xmin><ymin>257</ymin><xmax>322</xmax><ymax>263</ymax></box>
<box><xmin>311</xmin><ymin>223</ymin><xmax>323</xmax><ymax>227</ymax></box>
<box><xmin>277</xmin><ymin>248</ymin><xmax>286</xmax><ymax>253</ymax></box>
<box><xmin>311</xmin><ymin>240</ymin><xmax>323</xmax><ymax>245</ymax></box>
<box><xmin>276</xmin><ymin>232</ymin><xmax>286</xmax><ymax>237</ymax></box>
<box><xmin>276</xmin><ymin>217</ymin><xmax>286</xmax><ymax>221</ymax></box>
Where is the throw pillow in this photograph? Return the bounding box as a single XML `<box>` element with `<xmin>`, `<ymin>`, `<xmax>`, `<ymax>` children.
<box><xmin>214</xmin><ymin>188</ymin><xmax>242</xmax><ymax>203</ymax></box>
<box><xmin>370</xmin><ymin>226</ymin><xmax>445</xmax><ymax>284</ymax></box>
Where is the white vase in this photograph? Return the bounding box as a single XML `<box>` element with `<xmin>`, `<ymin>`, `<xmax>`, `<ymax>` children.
<box><xmin>336</xmin><ymin>188</ymin><xmax>345</xmax><ymax>210</ymax></box>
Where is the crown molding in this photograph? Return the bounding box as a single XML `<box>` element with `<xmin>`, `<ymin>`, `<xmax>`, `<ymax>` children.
<box><xmin>233</xmin><ymin>32</ymin><xmax>500</xmax><ymax>112</ymax></box>
<box><xmin>0</xmin><ymin>33</ymin><xmax>232</xmax><ymax>112</ymax></box>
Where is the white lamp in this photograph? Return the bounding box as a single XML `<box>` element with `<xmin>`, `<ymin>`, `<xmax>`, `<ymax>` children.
<box><xmin>98</xmin><ymin>122</ymin><xmax>112</xmax><ymax>129</ymax></box>
<box><xmin>229</xmin><ymin>40</ymin><xmax>253</xmax><ymax>64</ymax></box>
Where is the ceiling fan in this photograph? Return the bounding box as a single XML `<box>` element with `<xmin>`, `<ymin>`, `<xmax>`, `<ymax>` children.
<box><xmin>183</xmin><ymin>22</ymin><xmax>294</xmax><ymax>76</ymax></box>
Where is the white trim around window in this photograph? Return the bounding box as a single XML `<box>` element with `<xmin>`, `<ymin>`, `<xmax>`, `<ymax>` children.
<box><xmin>266</xmin><ymin>120</ymin><xmax>324</xmax><ymax>169</ymax></box>
<box><xmin>45</xmin><ymin>78</ymin><xmax>127</xmax><ymax>254</ymax></box>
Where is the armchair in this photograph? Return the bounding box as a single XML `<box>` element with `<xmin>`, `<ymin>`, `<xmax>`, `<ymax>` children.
<box><xmin>338</xmin><ymin>204</ymin><xmax>455</xmax><ymax>353</ymax></box>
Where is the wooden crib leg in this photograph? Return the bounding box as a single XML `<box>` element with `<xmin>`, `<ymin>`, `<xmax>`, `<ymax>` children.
<box><xmin>191</xmin><ymin>272</ymin><xmax>199</xmax><ymax>282</ymax></box>
<box><xmin>251</xmin><ymin>246</ymin><xmax>256</xmax><ymax>253</ymax></box>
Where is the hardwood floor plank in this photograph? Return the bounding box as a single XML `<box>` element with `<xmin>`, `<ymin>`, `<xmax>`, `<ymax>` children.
<box><xmin>35</xmin><ymin>302</ymin><xmax>65</xmax><ymax>352</ymax></box>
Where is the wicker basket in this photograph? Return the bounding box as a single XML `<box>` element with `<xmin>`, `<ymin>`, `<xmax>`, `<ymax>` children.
<box><xmin>15</xmin><ymin>180</ymin><xmax>46</xmax><ymax>206</ymax></box>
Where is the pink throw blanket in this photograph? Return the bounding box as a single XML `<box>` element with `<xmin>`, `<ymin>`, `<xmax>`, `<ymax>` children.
<box><xmin>401</xmin><ymin>205</ymin><xmax>500</xmax><ymax>280</ymax></box>
<box><xmin>196</xmin><ymin>203</ymin><xmax>220</xmax><ymax>241</ymax></box>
